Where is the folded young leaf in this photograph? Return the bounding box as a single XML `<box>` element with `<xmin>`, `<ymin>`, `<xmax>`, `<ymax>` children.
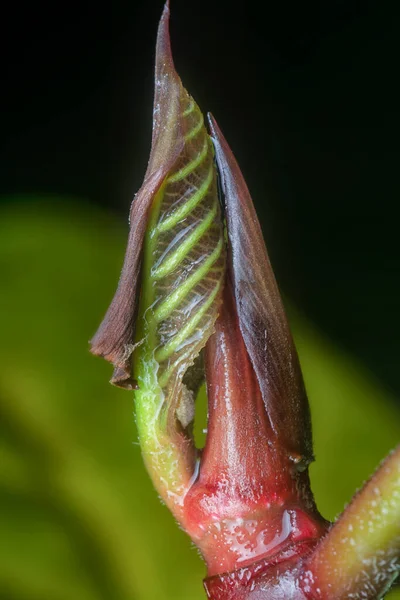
<box><xmin>92</xmin><ymin>2</ymin><xmax>225</xmax><ymax>518</ymax></box>
<box><xmin>90</xmin><ymin>1</ymin><xmax>189</xmax><ymax>389</ymax></box>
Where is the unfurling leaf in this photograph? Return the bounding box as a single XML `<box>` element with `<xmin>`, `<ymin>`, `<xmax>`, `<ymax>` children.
<box><xmin>91</xmin><ymin>2</ymin><xmax>225</xmax><ymax>520</ymax></box>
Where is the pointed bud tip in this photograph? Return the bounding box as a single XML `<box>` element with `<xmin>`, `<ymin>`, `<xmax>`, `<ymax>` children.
<box><xmin>160</xmin><ymin>0</ymin><xmax>171</xmax><ymax>24</ymax></box>
<box><xmin>207</xmin><ymin>112</ymin><xmax>219</xmax><ymax>137</ymax></box>
<box><xmin>156</xmin><ymin>0</ymin><xmax>175</xmax><ymax>74</ymax></box>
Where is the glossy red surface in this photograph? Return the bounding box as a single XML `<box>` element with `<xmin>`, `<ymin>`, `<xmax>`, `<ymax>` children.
<box><xmin>204</xmin><ymin>553</ymin><xmax>314</xmax><ymax>599</ymax></box>
<box><xmin>184</xmin><ymin>282</ymin><xmax>327</xmax><ymax>575</ymax></box>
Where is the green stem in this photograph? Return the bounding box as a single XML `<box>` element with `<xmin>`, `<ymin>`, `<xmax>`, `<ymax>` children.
<box><xmin>305</xmin><ymin>445</ymin><xmax>400</xmax><ymax>599</ymax></box>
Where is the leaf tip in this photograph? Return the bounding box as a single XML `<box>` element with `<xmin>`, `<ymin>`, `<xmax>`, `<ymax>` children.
<box><xmin>206</xmin><ymin>112</ymin><xmax>218</xmax><ymax>137</ymax></box>
<box><xmin>156</xmin><ymin>0</ymin><xmax>175</xmax><ymax>75</ymax></box>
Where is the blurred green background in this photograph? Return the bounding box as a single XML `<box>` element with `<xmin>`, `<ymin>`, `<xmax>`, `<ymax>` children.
<box><xmin>1</xmin><ymin>0</ymin><xmax>400</xmax><ymax>598</ymax></box>
<box><xmin>0</xmin><ymin>199</ymin><xmax>399</xmax><ymax>599</ymax></box>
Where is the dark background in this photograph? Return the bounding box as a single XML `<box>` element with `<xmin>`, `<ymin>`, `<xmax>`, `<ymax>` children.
<box><xmin>2</xmin><ymin>0</ymin><xmax>400</xmax><ymax>402</ymax></box>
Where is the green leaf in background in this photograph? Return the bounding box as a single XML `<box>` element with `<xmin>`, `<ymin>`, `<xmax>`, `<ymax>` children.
<box><xmin>0</xmin><ymin>198</ymin><xmax>398</xmax><ymax>600</ymax></box>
